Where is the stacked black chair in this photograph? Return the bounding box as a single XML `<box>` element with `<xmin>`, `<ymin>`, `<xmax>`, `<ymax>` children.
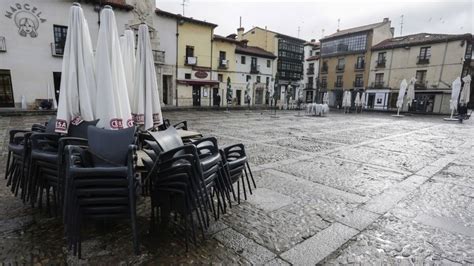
<box><xmin>221</xmin><ymin>144</ymin><xmax>257</xmax><ymax>204</ymax></box>
<box><xmin>5</xmin><ymin>118</ymin><xmax>53</xmax><ymax>202</ymax></box>
<box><xmin>28</xmin><ymin>119</ymin><xmax>99</xmax><ymax>214</ymax></box>
<box><xmin>64</xmin><ymin>126</ymin><xmax>139</xmax><ymax>257</ymax></box>
<box><xmin>147</xmin><ymin>145</ymin><xmax>211</xmax><ymax>250</ymax></box>
<box><xmin>192</xmin><ymin>137</ymin><xmax>234</xmax><ymax>217</ymax></box>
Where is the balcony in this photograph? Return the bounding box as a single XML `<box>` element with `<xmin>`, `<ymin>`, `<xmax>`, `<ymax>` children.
<box><xmin>51</xmin><ymin>42</ymin><xmax>64</xmax><ymax>57</ymax></box>
<box><xmin>152</xmin><ymin>50</ymin><xmax>165</xmax><ymax>64</ymax></box>
<box><xmin>321</xmin><ymin>66</ymin><xmax>328</xmax><ymax>74</ymax></box>
<box><xmin>305</xmin><ymin>83</ymin><xmax>314</xmax><ymax>89</ymax></box>
<box><xmin>185</xmin><ymin>56</ymin><xmax>197</xmax><ymax>66</ymax></box>
<box><xmin>320</xmin><ymin>82</ymin><xmax>328</xmax><ymax>89</ymax></box>
<box><xmin>417</xmin><ymin>56</ymin><xmax>430</xmax><ymax>64</ymax></box>
<box><xmin>0</xmin><ymin>36</ymin><xmax>6</xmax><ymax>52</ymax></box>
<box><xmin>335</xmin><ymin>65</ymin><xmax>345</xmax><ymax>73</ymax></box>
<box><xmin>334</xmin><ymin>81</ymin><xmax>343</xmax><ymax>88</ymax></box>
<box><xmin>415</xmin><ymin>80</ymin><xmax>428</xmax><ymax>89</ymax></box>
<box><xmin>353</xmin><ymin>81</ymin><xmax>364</xmax><ymax>88</ymax></box>
<box><xmin>376</xmin><ymin>59</ymin><xmax>386</xmax><ymax>68</ymax></box>
<box><xmin>218</xmin><ymin>59</ymin><xmax>229</xmax><ymax>69</ymax></box>
<box><xmin>250</xmin><ymin>65</ymin><xmax>260</xmax><ymax>74</ymax></box>
<box><xmin>370</xmin><ymin>82</ymin><xmax>385</xmax><ymax>89</ymax></box>
<box><xmin>354</xmin><ymin>62</ymin><xmax>365</xmax><ymax>71</ymax></box>
<box><xmin>306</xmin><ymin>67</ymin><xmax>315</xmax><ymax>75</ymax></box>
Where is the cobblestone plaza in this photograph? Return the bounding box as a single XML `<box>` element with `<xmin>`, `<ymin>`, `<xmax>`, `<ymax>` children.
<box><xmin>0</xmin><ymin>110</ymin><xmax>473</xmax><ymax>264</ymax></box>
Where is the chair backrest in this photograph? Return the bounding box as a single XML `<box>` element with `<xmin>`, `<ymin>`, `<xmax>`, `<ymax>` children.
<box><xmin>68</xmin><ymin>119</ymin><xmax>99</xmax><ymax>139</ymax></box>
<box><xmin>87</xmin><ymin>126</ymin><xmax>136</xmax><ymax>166</ymax></box>
<box><xmin>45</xmin><ymin>117</ymin><xmax>57</xmax><ymax>133</ymax></box>
<box><xmin>149</xmin><ymin>126</ymin><xmax>183</xmax><ymax>153</ymax></box>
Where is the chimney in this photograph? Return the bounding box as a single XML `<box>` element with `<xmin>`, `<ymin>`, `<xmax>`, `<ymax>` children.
<box><xmin>241</xmin><ymin>39</ymin><xmax>248</xmax><ymax>47</ymax></box>
<box><xmin>383</xmin><ymin>17</ymin><xmax>389</xmax><ymax>23</ymax></box>
<box><xmin>237</xmin><ymin>27</ymin><xmax>244</xmax><ymax>41</ymax></box>
<box><xmin>227</xmin><ymin>33</ymin><xmax>237</xmax><ymax>39</ymax></box>
<box><xmin>390</xmin><ymin>27</ymin><xmax>395</xmax><ymax>36</ymax></box>
<box><xmin>311</xmin><ymin>39</ymin><xmax>316</xmax><ymax>43</ymax></box>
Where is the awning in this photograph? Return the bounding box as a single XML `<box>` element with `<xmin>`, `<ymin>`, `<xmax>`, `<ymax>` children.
<box><xmin>177</xmin><ymin>79</ymin><xmax>219</xmax><ymax>86</ymax></box>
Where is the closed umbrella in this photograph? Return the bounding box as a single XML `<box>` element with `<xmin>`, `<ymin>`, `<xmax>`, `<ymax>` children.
<box><xmin>55</xmin><ymin>3</ymin><xmax>96</xmax><ymax>133</ymax></box>
<box><xmin>360</xmin><ymin>92</ymin><xmax>366</xmax><ymax>109</ymax></box>
<box><xmin>406</xmin><ymin>77</ymin><xmax>416</xmax><ymax>108</ymax></box>
<box><xmin>444</xmin><ymin>77</ymin><xmax>462</xmax><ymax>120</ymax></box>
<box><xmin>342</xmin><ymin>91</ymin><xmax>347</xmax><ymax>107</ymax></box>
<box><xmin>132</xmin><ymin>23</ymin><xmax>163</xmax><ymax>130</ymax></box>
<box><xmin>95</xmin><ymin>6</ymin><xmax>132</xmax><ymax>129</ymax></box>
<box><xmin>323</xmin><ymin>92</ymin><xmax>329</xmax><ymax>104</ymax></box>
<box><xmin>394</xmin><ymin>79</ymin><xmax>407</xmax><ymax>117</ymax></box>
<box><xmin>460</xmin><ymin>74</ymin><xmax>471</xmax><ymax>106</ymax></box>
<box><xmin>354</xmin><ymin>92</ymin><xmax>361</xmax><ymax>106</ymax></box>
<box><xmin>120</xmin><ymin>29</ymin><xmax>136</xmax><ymax>105</ymax></box>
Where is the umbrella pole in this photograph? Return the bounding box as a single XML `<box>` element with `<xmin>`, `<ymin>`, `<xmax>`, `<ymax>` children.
<box><xmin>450</xmin><ymin>109</ymin><xmax>454</xmax><ymax>119</ymax></box>
<box><xmin>397</xmin><ymin>108</ymin><xmax>400</xmax><ymax>116</ymax></box>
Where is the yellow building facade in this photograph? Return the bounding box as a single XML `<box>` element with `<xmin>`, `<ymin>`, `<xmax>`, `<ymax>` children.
<box><xmin>176</xmin><ymin>17</ymin><xmax>218</xmax><ymax>107</ymax></box>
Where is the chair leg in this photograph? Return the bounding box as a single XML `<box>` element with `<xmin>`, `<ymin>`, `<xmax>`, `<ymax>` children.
<box><xmin>241</xmin><ymin>173</ymin><xmax>247</xmax><ymax>200</ymax></box>
<box><xmin>246</xmin><ymin>162</ymin><xmax>257</xmax><ymax>189</ymax></box>
<box><xmin>243</xmin><ymin>167</ymin><xmax>253</xmax><ymax>195</ymax></box>
<box><xmin>237</xmin><ymin>180</ymin><xmax>241</xmax><ymax>204</ymax></box>
<box><xmin>4</xmin><ymin>151</ymin><xmax>12</xmax><ymax>180</ymax></box>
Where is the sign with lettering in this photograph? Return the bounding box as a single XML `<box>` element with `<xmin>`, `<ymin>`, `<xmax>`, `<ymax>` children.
<box><xmin>4</xmin><ymin>3</ymin><xmax>47</xmax><ymax>38</ymax></box>
<box><xmin>194</xmin><ymin>71</ymin><xmax>208</xmax><ymax>79</ymax></box>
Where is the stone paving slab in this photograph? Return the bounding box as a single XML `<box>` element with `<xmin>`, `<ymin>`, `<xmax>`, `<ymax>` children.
<box><xmin>275</xmin><ymin>156</ymin><xmax>408</xmax><ymax>197</ymax></box>
<box><xmin>280</xmin><ymin>222</ymin><xmax>359</xmax><ymax>265</ymax></box>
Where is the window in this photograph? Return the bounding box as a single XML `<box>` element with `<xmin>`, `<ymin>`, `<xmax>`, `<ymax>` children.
<box><xmin>415</xmin><ymin>70</ymin><xmax>427</xmax><ymax>87</ymax></box>
<box><xmin>418</xmin><ymin>47</ymin><xmax>431</xmax><ymax>64</ymax></box>
<box><xmin>466</xmin><ymin>44</ymin><xmax>472</xmax><ymax>59</ymax></box>
<box><xmin>246</xmin><ymin>75</ymin><xmax>251</xmax><ymax>82</ymax></box>
<box><xmin>322</xmin><ymin>61</ymin><xmax>328</xmax><ymax>72</ymax></box>
<box><xmin>266</xmin><ymin>77</ymin><xmax>270</xmax><ymax>85</ymax></box>
<box><xmin>185</xmin><ymin>45</ymin><xmax>194</xmax><ymax>57</ymax></box>
<box><xmin>219</xmin><ymin>51</ymin><xmax>226</xmax><ymax>60</ymax></box>
<box><xmin>309</xmin><ymin>50</ymin><xmax>313</xmax><ymax>56</ymax></box>
<box><xmin>256</xmin><ymin>76</ymin><xmax>261</xmax><ymax>83</ymax></box>
<box><xmin>218</xmin><ymin>74</ymin><xmax>223</xmax><ymax>82</ymax></box>
<box><xmin>376</xmin><ymin>52</ymin><xmax>386</xmax><ymax>67</ymax></box>
<box><xmin>53</xmin><ymin>25</ymin><xmax>68</xmax><ymax>55</ymax></box>
<box><xmin>335</xmin><ymin>76</ymin><xmax>343</xmax><ymax>87</ymax></box>
<box><xmin>320</xmin><ymin>33</ymin><xmax>367</xmax><ymax>56</ymax></box>
<box><xmin>307</xmin><ymin>77</ymin><xmax>313</xmax><ymax>88</ymax></box>
<box><xmin>267</xmin><ymin>60</ymin><xmax>271</xmax><ymax>68</ymax></box>
<box><xmin>337</xmin><ymin>58</ymin><xmax>345</xmax><ymax>71</ymax></box>
<box><xmin>354</xmin><ymin>74</ymin><xmax>363</xmax><ymax>87</ymax></box>
<box><xmin>419</xmin><ymin>47</ymin><xmax>431</xmax><ymax>59</ymax></box>
<box><xmin>241</xmin><ymin>56</ymin><xmax>246</xmax><ymax>64</ymax></box>
<box><xmin>185</xmin><ymin>73</ymin><xmax>191</xmax><ymax>79</ymax></box>
<box><xmin>251</xmin><ymin>57</ymin><xmax>257</xmax><ymax>67</ymax></box>
<box><xmin>356</xmin><ymin>56</ymin><xmax>365</xmax><ymax>69</ymax></box>
<box><xmin>0</xmin><ymin>69</ymin><xmax>14</xmax><ymax>107</ymax></box>
<box><xmin>321</xmin><ymin>77</ymin><xmax>327</xmax><ymax>89</ymax></box>
<box><xmin>375</xmin><ymin>73</ymin><xmax>384</xmax><ymax>87</ymax></box>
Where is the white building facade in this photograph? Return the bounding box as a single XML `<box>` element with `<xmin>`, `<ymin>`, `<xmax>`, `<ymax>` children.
<box><xmin>303</xmin><ymin>40</ymin><xmax>320</xmax><ymax>103</ymax></box>
<box><xmin>0</xmin><ymin>0</ymin><xmax>177</xmax><ymax>109</ymax></box>
<box><xmin>234</xmin><ymin>42</ymin><xmax>276</xmax><ymax>106</ymax></box>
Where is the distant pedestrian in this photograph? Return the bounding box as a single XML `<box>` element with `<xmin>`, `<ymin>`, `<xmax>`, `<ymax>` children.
<box><xmin>216</xmin><ymin>94</ymin><xmax>221</xmax><ymax>108</ymax></box>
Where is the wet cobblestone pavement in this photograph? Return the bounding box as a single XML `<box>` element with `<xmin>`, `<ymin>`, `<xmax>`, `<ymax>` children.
<box><xmin>1</xmin><ymin>110</ymin><xmax>473</xmax><ymax>264</ymax></box>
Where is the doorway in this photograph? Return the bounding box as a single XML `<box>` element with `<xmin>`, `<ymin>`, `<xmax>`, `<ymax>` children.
<box><xmin>53</xmin><ymin>72</ymin><xmax>62</xmax><ymax>102</ymax></box>
<box><xmin>162</xmin><ymin>75</ymin><xmax>171</xmax><ymax>105</ymax></box>
<box><xmin>236</xmin><ymin>90</ymin><xmax>241</xmax><ymax>105</ymax></box>
<box><xmin>212</xmin><ymin>87</ymin><xmax>219</xmax><ymax>106</ymax></box>
<box><xmin>0</xmin><ymin>70</ymin><xmax>14</xmax><ymax>107</ymax></box>
<box><xmin>192</xmin><ymin>85</ymin><xmax>201</xmax><ymax>106</ymax></box>
<box><xmin>367</xmin><ymin>93</ymin><xmax>375</xmax><ymax>109</ymax></box>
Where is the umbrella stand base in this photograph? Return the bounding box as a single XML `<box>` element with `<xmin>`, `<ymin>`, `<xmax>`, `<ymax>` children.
<box><xmin>443</xmin><ymin>118</ymin><xmax>459</xmax><ymax>121</ymax></box>
<box><xmin>270</xmin><ymin>115</ymin><xmax>279</xmax><ymax>118</ymax></box>
<box><xmin>391</xmin><ymin>114</ymin><xmax>405</xmax><ymax>118</ymax></box>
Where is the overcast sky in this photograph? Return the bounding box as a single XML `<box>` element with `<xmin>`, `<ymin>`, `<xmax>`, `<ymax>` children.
<box><xmin>155</xmin><ymin>0</ymin><xmax>473</xmax><ymax>41</ymax></box>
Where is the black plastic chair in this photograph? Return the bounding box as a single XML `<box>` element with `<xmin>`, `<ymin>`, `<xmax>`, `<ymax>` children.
<box><xmin>28</xmin><ymin>119</ymin><xmax>99</xmax><ymax>213</ymax></box>
<box><xmin>146</xmin><ymin>144</ymin><xmax>211</xmax><ymax>250</ymax></box>
<box><xmin>63</xmin><ymin>126</ymin><xmax>139</xmax><ymax>257</ymax></box>
<box><xmin>221</xmin><ymin>144</ymin><xmax>256</xmax><ymax>204</ymax></box>
<box><xmin>5</xmin><ymin>118</ymin><xmax>54</xmax><ymax>201</ymax></box>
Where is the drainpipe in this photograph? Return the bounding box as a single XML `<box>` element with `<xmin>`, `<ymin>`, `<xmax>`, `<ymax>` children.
<box><xmin>175</xmin><ymin>18</ymin><xmax>179</xmax><ymax>106</ymax></box>
<box><xmin>210</xmin><ymin>28</ymin><xmax>214</xmax><ymax>107</ymax></box>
